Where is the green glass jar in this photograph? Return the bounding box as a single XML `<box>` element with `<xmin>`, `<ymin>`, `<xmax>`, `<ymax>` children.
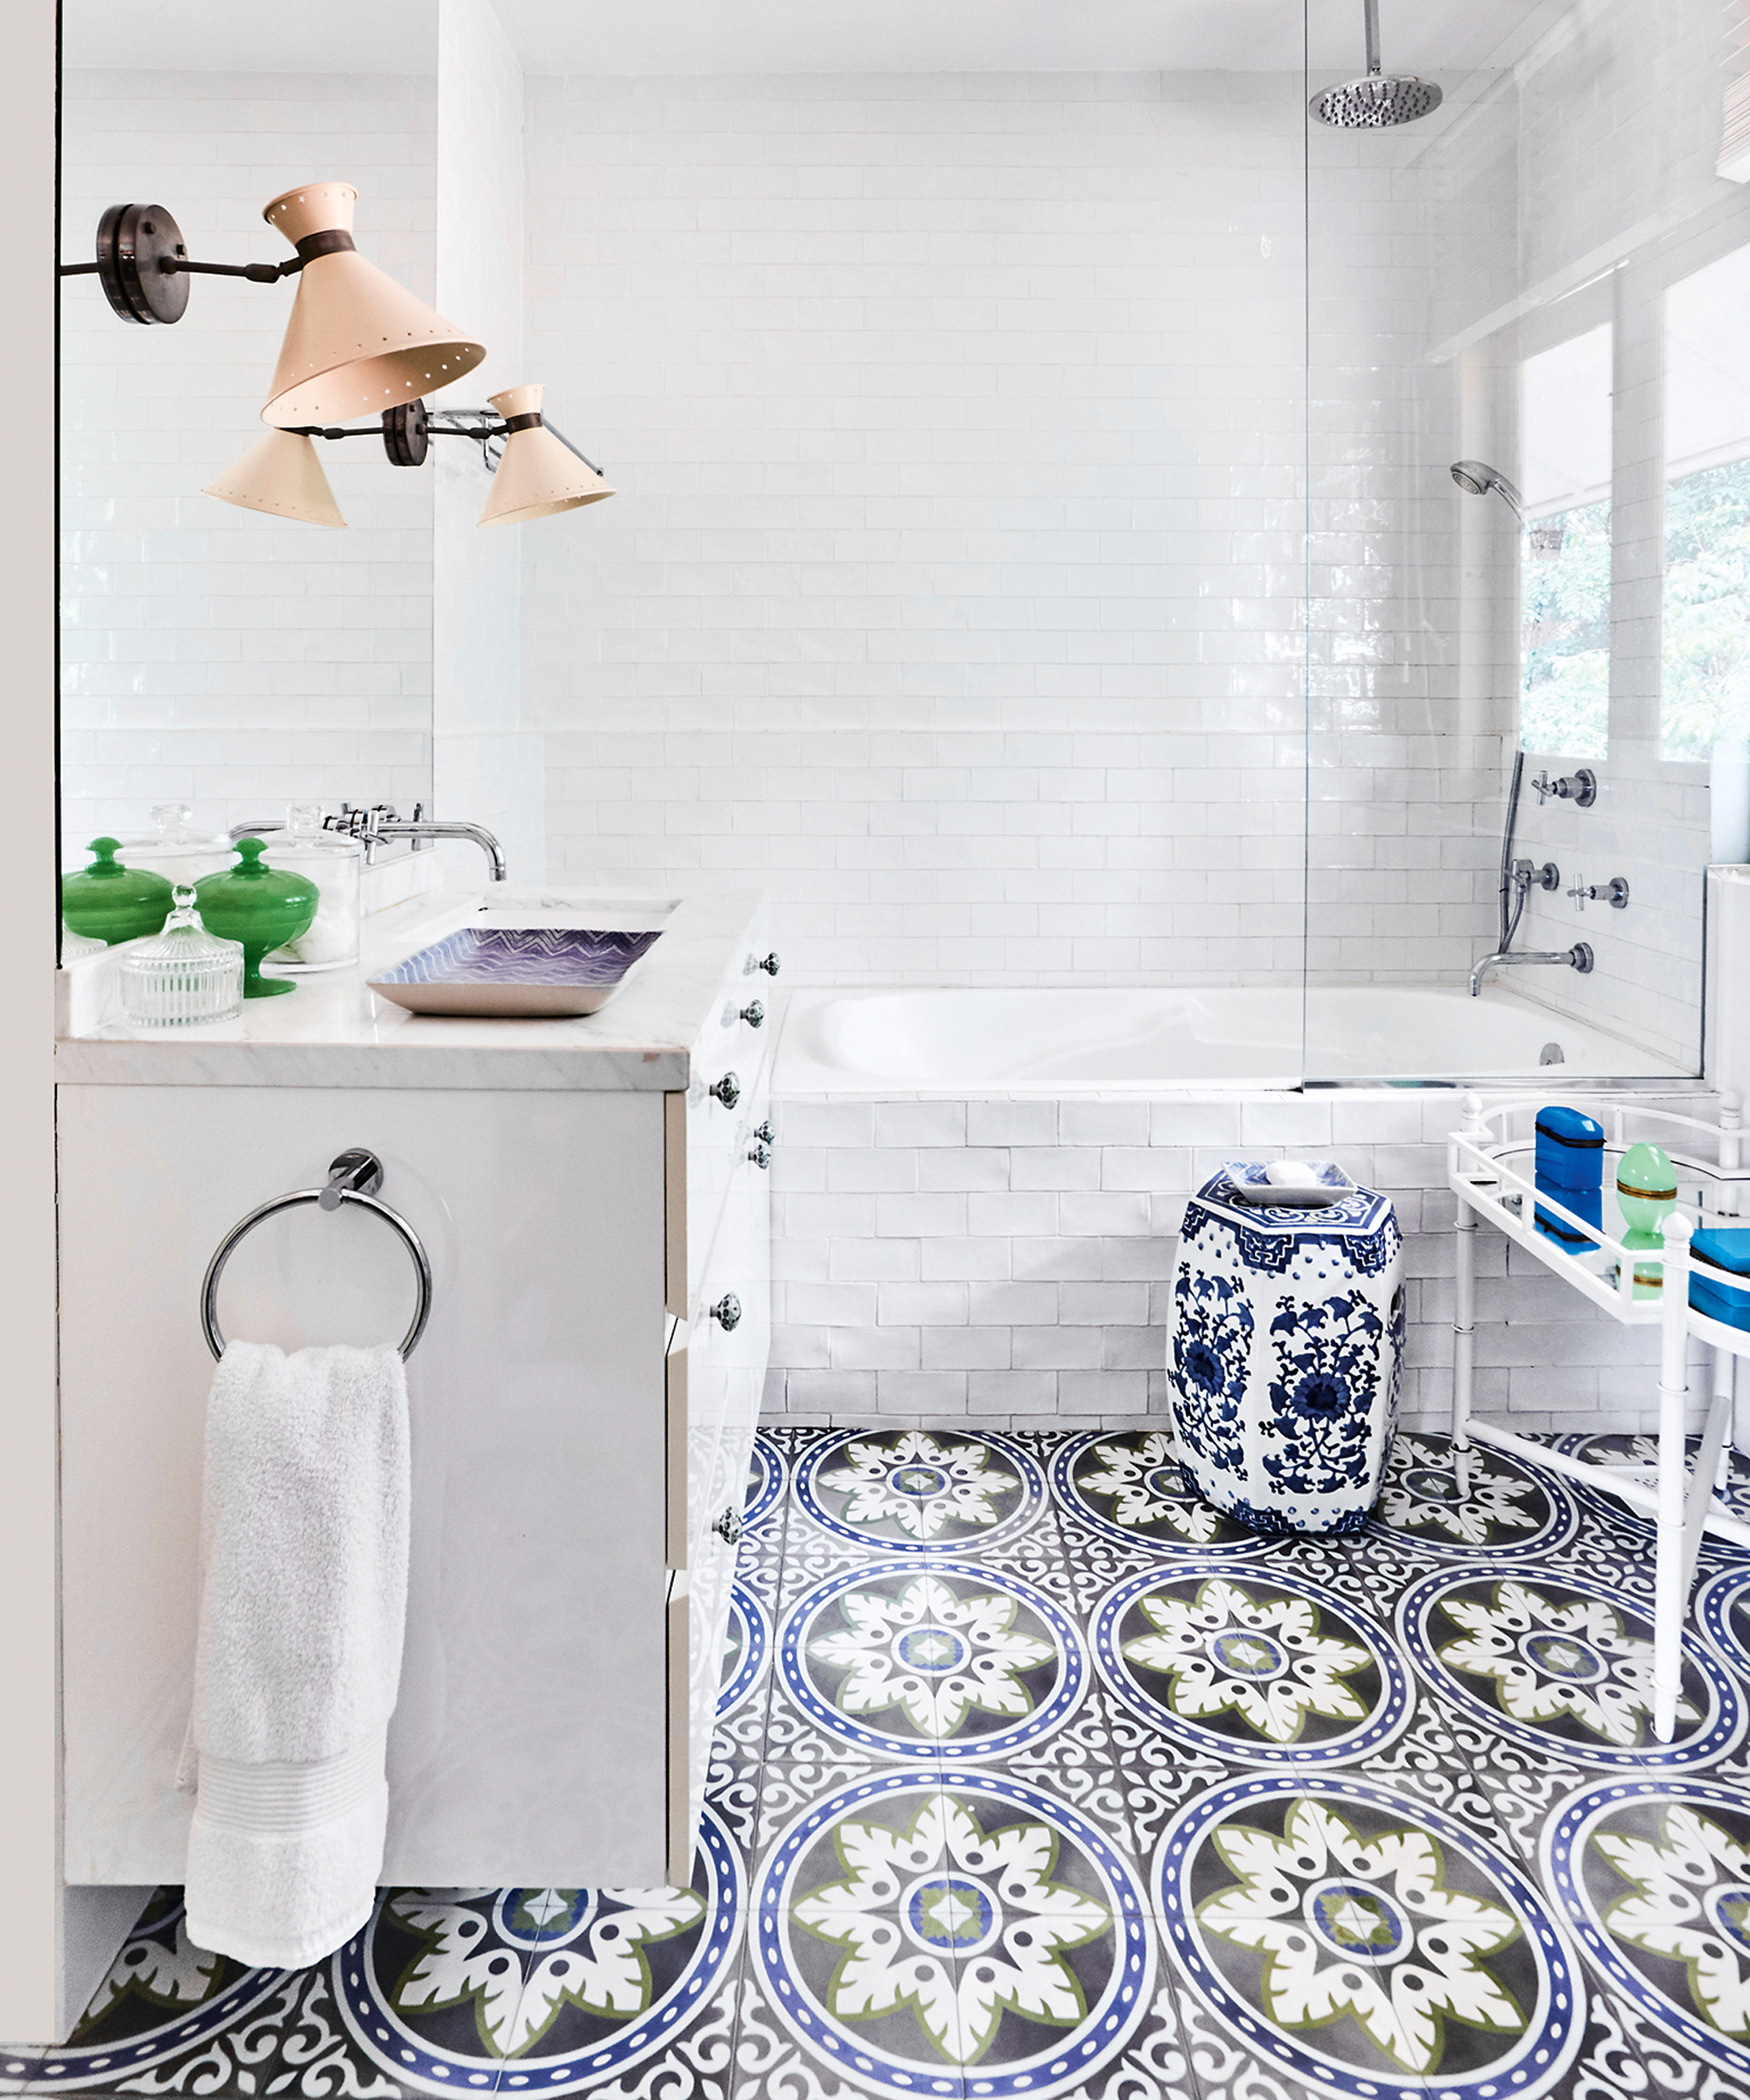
<box><xmin>61</xmin><ymin>837</ymin><xmax>176</xmax><ymax>946</ymax></box>
<box><xmin>193</xmin><ymin>837</ymin><xmax>319</xmax><ymax>998</ymax></box>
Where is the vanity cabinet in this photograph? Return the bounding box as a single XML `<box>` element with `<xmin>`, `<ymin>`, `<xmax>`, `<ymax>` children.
<box><xmin>55</xmin><ymin>890</ymin><xmax>773</xmax><ymax>1894</ymax></box>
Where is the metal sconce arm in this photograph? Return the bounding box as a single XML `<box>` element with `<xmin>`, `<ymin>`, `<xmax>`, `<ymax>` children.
<box><xmin>275</xmin><ymin>400</ymin><xmax>608</xmax><ymax>480</ymax></box>
<box><xmin>57</xmin><ymin>204</ymin><xmax>339</xmax><ymax>326</ymax></box>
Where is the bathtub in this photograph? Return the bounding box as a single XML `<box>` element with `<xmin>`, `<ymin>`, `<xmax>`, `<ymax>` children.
<box><xmin>774</xmin><ymin>984</ymin><xmax>1689</xmax><ymax>1093</ymax></box>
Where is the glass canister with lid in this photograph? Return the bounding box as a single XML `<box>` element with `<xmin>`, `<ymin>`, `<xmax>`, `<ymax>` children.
<box><xmin>118</xmin><ymin>887</ymin><xmax>245</xmax><ymax>1026</ymax></box>
<box><xmin>261</xmin><ymin>803</ymin><xmax>364</xmax><ymax>972</ymax></box>
<box><xmin>113</xmin><ymin>802</ymin><xmax>233</xmax><ymax>887</ymax></box>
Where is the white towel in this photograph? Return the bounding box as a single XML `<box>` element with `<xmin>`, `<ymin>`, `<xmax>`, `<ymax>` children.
<box><xmin>181</xmin><ymin>1340</ymin><xmax>410</xmax><ymax>1969</ymax></box>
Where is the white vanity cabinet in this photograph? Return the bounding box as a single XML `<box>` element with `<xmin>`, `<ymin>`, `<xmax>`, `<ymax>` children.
<box><xmin>55</xmin><ymin>889</ymin><xmax>773</xmax><ymax>1894</ymax></box>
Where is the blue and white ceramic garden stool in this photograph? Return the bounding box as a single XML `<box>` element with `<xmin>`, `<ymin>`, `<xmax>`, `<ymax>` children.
<box><xmin>1166</xmin><ymin>1162</ymin><xmax>1405</xmax><ymax>1535</ymax></box>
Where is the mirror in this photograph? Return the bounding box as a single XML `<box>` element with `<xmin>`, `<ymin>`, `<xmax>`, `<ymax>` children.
<box><xmin>58</xmin><ymin>0</ymin><xmax>439</xmax><ymax>870</ymax></box>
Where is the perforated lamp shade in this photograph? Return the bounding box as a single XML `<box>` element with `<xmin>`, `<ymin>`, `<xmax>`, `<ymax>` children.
<box><xmin>260</xmin><ymin>182</ymin><xmax>485</xmax><ymax>428</ymax></box>
<box><xmin>478</xmin><ymin>384</ymin><xmax>615</xmax><ymax>527</ymax></box>
<box><xmin>203</xmin><ymin>430</ymin><xmax>346</xmax><ymax>528</ymax></box>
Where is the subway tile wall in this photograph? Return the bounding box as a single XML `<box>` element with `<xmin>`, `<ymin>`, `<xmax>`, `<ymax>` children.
<box><xmin>765</xmin><ymin>1088</ymin><xmax>1720</xmax><ymax>1435</ymax></box>
<box><xmin>60</xmin><ymin>70</ymin><xmax>437</xmax><ymax>855</ymax></box>
<box><xmin>521</xmin><ymin>72</ymin><xmax>1502</xmax><ymax>985</ymax></box>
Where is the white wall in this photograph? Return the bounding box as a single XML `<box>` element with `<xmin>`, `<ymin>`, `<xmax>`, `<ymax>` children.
<box><xmin>59</xmin><ymin>70</ymin><xmax>437</xmax><ymax>854</ymax></box>
<box><xmin>522</xmin><ymin>73</ymin><xmax>1324</xmax><ymax>984</ymax></box>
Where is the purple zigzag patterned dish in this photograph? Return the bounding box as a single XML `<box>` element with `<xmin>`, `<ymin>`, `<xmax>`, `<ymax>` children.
<box><xmin>369</xmin><ymin>926</ymin><xmax>663</xmax><ymax>1017</ymax></box>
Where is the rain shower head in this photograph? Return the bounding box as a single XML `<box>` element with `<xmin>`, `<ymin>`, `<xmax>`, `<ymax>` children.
<box><xmin>1310</xmin><ymin>0</ymin><xmax>1443</xmax><ymax>129</ymax></box>
<box><xmin>1450</xmin><ymin>459</ymin><xmax>1523</xmax><ymax>519</ymax></box>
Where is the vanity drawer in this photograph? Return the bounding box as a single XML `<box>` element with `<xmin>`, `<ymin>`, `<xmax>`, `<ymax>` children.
<box><xmin>665</xmin><ymin>1524</ymin><xmax>736</xmax><ymax>1886</ymax></box>
<box><xmin>665</xmin><ymin>1048</ymin><xmax>774</xmax><ymax>1321</ymax></box>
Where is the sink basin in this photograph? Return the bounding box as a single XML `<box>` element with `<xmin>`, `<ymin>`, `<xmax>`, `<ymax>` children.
<box><xmin>370</xmin><ymin>926</ymin><xmax>663</xmax><ymax>1017</ymax></box>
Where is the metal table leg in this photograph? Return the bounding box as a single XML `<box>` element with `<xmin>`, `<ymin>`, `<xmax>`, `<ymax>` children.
<box><xmin>1652</xmin><ymin>1212</ymin><xmax>1695</xmax><ymax>1744</ymax></box>
<box><xmin>1453</xmin><ymin>1201</ymin><xmax>1476</xmax><ymax>1496</ymax></box>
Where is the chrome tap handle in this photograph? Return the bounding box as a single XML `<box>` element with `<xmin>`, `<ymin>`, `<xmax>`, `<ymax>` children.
<box><xmin>1566</xmin><ymin>876</ymin><xmax>1629</xmax><ymax>912</ymax></box>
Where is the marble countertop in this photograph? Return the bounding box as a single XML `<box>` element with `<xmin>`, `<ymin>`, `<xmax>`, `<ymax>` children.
<box><xmin>55</xmin><ymin>886</ymin><xmax>767</xmax><ymax>1090</ymax></box>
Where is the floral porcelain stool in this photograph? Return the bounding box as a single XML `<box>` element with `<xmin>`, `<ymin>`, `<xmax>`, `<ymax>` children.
<box><xmin>1166</xmin><ymin>1160</ymin><xmax>1405</xmax><ymax>1535</ymax></box>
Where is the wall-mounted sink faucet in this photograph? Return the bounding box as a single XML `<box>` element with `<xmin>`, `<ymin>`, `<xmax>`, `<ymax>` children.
<box><xmin>1468</xmin><ymin>942</ymin><xmax>1594</xmax><ymax>998</ymax></box>
<box><xmin>229</xmin><ymin>802</ymin><xmax>508</xmax><ymax>881</ymax></box>
<box><xmin>1567</xmin><ymin>874</ymin><xmax>1629</xmax><ymax>912</ymax></box>
<box><xmin>1530</xmin><ymin>766</ymin><xmax>1598</xmax><ymax>808</ymax></box>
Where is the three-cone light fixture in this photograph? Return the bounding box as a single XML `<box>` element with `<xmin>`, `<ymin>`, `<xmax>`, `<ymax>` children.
<box><xmin>62</xmin><ymin>183</ymin><xmax>614</xmax><ymax>529</ymax></box>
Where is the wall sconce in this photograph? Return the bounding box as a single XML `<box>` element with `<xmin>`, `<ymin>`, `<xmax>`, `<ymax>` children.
<box><xmin>62</xmin><ymin>186</ymin><xmax>484</xmax><ymax>424</ymax></box>
<box><xmin>203</xmin><ymin>386</ymin><xmax>614</xmax><ymax>528</ymax></box>
<box><xmin>65</xmin><ymin>181</ymin><xmax>613</xmax><ymax>531</ymax></box>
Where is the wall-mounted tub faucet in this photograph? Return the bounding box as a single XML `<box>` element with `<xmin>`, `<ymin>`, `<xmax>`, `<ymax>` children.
<box><xmin>1530</xmin><ymin>766</ymin><xmax>1598</xmax><ymax>808</ymax></box>
<box><xmin>1468</xmin><ymin>942</ymin><xmax>1594</xmax><ymax>998</ymax></box>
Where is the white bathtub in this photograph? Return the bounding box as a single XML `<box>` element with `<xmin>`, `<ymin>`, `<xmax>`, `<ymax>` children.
<box><xmin>774</xmin><ymin>984</ymin><xmax>1689</xmax><ymax>1093</ymax></box>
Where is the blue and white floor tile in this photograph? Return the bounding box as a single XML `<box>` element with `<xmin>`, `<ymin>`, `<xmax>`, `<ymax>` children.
<box><xmin>24</xmin><ymin>1421</ymin><xmax>1750</xmax><ymax>2098</ymax></box>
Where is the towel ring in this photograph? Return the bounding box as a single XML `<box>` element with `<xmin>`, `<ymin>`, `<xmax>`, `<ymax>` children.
<box><xmin>201</xmin><ymin>1148</ymin><xmax>434</xmax><ymax>1362</ymax></box>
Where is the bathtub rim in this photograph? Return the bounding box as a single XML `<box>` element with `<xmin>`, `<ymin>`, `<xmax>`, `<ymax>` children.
<box><xmin>768</xmin><ymin>984</ymin><xmax>1701</xmax><ymax>1100</ymax></box>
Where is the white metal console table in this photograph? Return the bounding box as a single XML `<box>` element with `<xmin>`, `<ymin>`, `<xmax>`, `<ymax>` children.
<box><xmin>1449</xmin><ymin>1093</ymin><xmax>1750</xmax><ymax>1743</ymax></box>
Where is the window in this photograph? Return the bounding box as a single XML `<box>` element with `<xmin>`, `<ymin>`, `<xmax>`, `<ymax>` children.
<box><xmin>1662</xmin><ymin>243</ymin><xmax>1750</xmax><ymax>763</ymax></box>
<box><xmin>1519</xmin><ymin>324</ymin><xmax>1613</xmax><ymax>760</ymax></box>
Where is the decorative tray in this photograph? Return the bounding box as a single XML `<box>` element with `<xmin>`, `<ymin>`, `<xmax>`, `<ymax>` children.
<box><xmin>369</xmin><ymin>927</ymin><xmax>662</xmax><ymax>1018</ymax></box>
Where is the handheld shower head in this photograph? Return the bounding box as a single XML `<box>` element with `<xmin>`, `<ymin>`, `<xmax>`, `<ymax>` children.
<box><xmin>1310</xmin><ymin>0</ymin><xmax>1443</xmax><ymax>129</ymax></box>
<box><xmin>1450</xmin><ymin>459</ymin><xmax>1523</xmax><ymax>520</ymax></box>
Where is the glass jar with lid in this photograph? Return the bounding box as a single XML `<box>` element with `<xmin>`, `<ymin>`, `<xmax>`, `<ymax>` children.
<box><xmin>118</xmin><ymin>887</ymin><xmax>245</xmax><ymax>1026</ymax></box>
<box><xmin>114</xmin><ymin>802</ymin><xmax>232</xmax><ymax>887</ymax></box>
<box><xmin>261</xmin><ymin>803</ymin><xmax>363</xmax><ymax>972</ymax></box>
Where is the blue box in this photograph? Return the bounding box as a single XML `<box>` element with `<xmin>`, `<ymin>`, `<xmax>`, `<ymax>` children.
<box><xmin>1691</xmin><ymin>1228</ymin><xmax>1750</xmax><ymax>1334</ymax></box>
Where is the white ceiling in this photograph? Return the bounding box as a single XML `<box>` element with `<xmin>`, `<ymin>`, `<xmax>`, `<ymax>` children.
<box><xmin>65</xmin><ymin>0</ymin><xmax>1559</xmax><ymax>77</ymax></box>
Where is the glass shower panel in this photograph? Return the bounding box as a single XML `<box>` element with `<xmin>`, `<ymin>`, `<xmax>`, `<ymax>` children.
<box><xmin>1662</xmin><ymin>245</ymin><xmax>1750</xmax><ymax>802</ymax></box>
<box><xmin>1303</xmin><ymin>0</ymin><xmax>1739</xmax><ymax>1085</ymax></box>
<box><xmin>1520</xmin><ymin>325</ymin><xmax>1612</xmax><ymax>762</ymax></box>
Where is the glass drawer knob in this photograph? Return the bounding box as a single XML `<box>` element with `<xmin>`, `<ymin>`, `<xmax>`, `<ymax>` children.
<box><xmin>739</xmin><ymin>999</ymin><xmax>765</xmax><ymax>1027</ymax></box>
<box><xmin>712</xmin><ymin>1506</ymin><xmax>744</xmax><ymax>1544</ymax></box>
<box><xmin>748</xmin><ymin>1143</ymin><xmax>771</xmax><ymax>1169</ymax></box>
<box><xmin>709</xmin><ymin>1071</ymin><xmax>740</xmax><ymax>1110</ymax></box>
<box><xmin>747</xmin><ymin>951</ymin><xmax>780</xmax><ymax>976</ymax></box>
<box><xmin>710</xmin><ymin>1292</ymin><xmax>742</xmax><ymax>1331</ymax></box>
<box><xmin>754</xmin><ymin>1121</ymin><xmax>775</xmax><ymax>1144</ymax></box>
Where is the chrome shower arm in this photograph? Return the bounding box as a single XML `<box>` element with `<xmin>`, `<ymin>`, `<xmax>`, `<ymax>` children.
<box><xmin>1364</xmin><ymin>0</ymin><xmax>1381</xmax><ymax>74</ymax></box>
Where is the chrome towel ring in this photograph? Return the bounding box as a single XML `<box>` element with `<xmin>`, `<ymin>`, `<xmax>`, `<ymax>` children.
<box><xmin>201</xmin><ymin>1147</ymin><xmax>434</xmax><ymax>1362</ymax></box>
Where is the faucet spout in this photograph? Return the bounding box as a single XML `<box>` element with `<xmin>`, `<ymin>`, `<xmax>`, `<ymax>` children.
<box><xmin>1468</xmin><ymin>943</ymin><xmax>1594</xmax><ymax>998</ymax></box>
<box><xmin>374</xmin><ymin>817</ymin><xmax>508</xmax><ymax>882</ymax></box>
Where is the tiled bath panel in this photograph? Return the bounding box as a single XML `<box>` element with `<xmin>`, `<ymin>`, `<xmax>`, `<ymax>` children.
<box><xmin>766</xmin><ymin>1091</ymin><xmax>1725</xmax><ymax>1438</ymax></box>
<box><xmin>19</xmin><ymin>1420</ymin><xmax>1750</xmax><ymax>2097</ymax></box>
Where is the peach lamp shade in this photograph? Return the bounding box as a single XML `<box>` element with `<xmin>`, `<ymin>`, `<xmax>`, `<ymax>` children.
<box><xmin>478</xmin><ymin>384</ymin><xmax>616</xmax><ymax>527</ymax></box>
<box><xmin>203</xmin><ymin>430</ymin><xmax>346</xmax><ymax>528</ymax></box>
<box><xmin>260</xmin><ymin>182</ymin><xmax>485</xmax><ymax>428</ymax></box>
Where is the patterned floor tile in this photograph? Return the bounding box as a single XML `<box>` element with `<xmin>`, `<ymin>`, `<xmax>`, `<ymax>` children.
<box><xmin>1396</xmin><ymin>1564</ymin><xmax>1746</xmax><ymax>1770</ymax></box>
<box><xmin>789</xmin><ymin>1428</ymin><xmax>1054</xmax><ymax>1562</ymax></box>
<box><xmin>19</xmin><ymin>1886</ymin><xmax>293</xmax><ymax>2095</ymax></box>
<box><xmin>31</xmin><ymin>1422</ymin><xmax>1750</xmax><ymax>2100</ymax></box>
<box><xmin>1154</xmin><ymin>1768</ymin><xmax>1585</xmax><ymax>2100</ymax></box>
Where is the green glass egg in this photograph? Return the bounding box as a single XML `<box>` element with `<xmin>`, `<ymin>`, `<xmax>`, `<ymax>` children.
<box><xmin>60</xmin><ymin>836</ymin><xmax>176</xmax><ymax>946</ymax></box>
<box><xmin>193</xmin><ymin>837</ymin><xmax>319</xmax><ymax>998</ymax></box>
<box><xmin>1617</xmin><ymin>1141</ymin><xmax>1678</xmax><ymax>1237</ymax></box>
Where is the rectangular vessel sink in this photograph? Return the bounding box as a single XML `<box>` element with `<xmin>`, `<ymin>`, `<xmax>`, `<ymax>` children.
<box><xmin>370</xmin><ymin>927</ymin><xmax>663</xmax><ymax>1018</ymax></box>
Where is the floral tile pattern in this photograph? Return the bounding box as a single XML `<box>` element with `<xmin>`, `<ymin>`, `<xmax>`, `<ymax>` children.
<box><xmin>27</xmin><ymin>1420</ymin><xmax>1750</xmax><ymax>2100</ymax></box>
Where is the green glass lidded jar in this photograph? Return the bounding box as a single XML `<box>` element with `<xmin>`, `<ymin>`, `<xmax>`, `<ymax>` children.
<box><xmin>193</xmin><ymin>836</ymin><xmax>319</xmax><ymax>998</ymax></box>
<box><xmin>61</xmin><ymin>836</ymin><xmax>176</xmax><ymax>946</ymax></box>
